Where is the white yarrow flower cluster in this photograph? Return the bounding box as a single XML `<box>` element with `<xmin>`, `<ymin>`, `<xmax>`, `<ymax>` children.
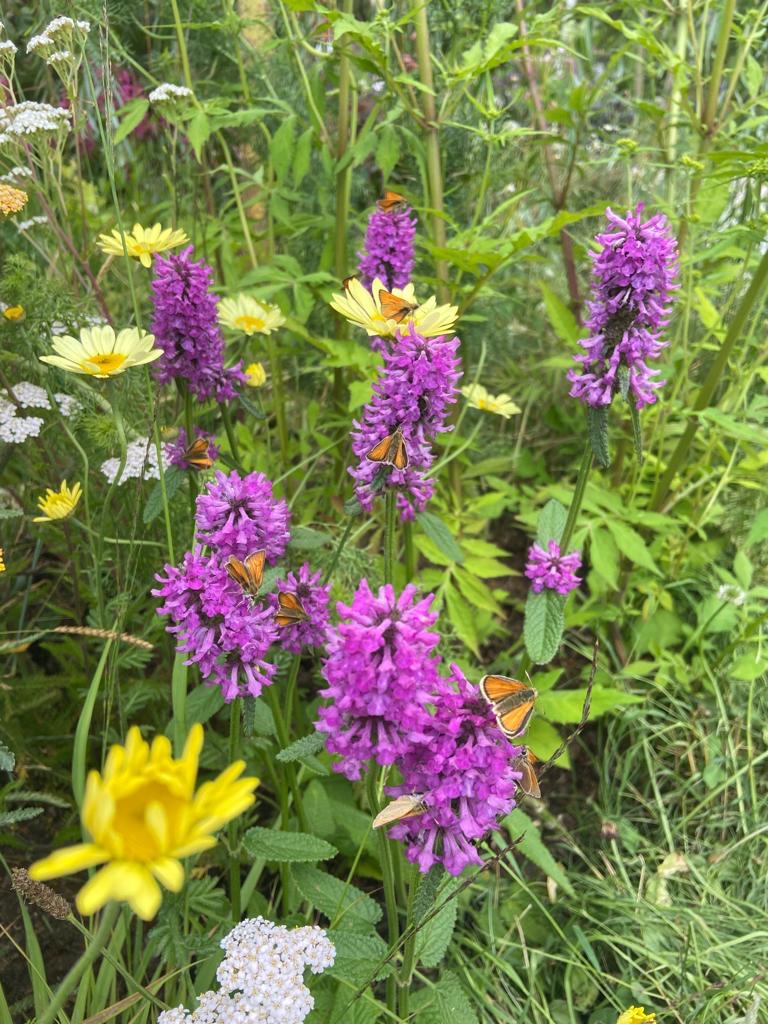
<box><xmin>25</xmin><ymin>17</ymin><xmax>89</xmax><ymax>90</ymax></box>
<box><xmin>148</xmin><ymin>83</ymin><xmax>193</xmax><ymax>103</ymax></box>
<box><xmin>158</xmin><ymin>917</ymin><xmax>335</xmax><ymax>1024</ymax></box>
<box><xmin>100</xmin><ymin>437</ymin><xmax>171</xmax><ymax>485</ymax></box>
<box><xmin>0</xmin><ymin>165</ymin><xmax>33</xmax><ymax>183</ymax></box>
<box><xmin>0</xmin><ymin>381</ymin><xmax>80</xmax><ymax>444</ymax></box>
<box><xmin>0</xmin><ymin>39</ymin><xmax>17</xmax><ymax>56</ymax></box>
<box><xmin>0</xmin><ymin>102</ymin><xmax>72</xmax><ymax>148</ymax></box>
<box><xmin>16</xmin><ymin>215</ymin><xmax>48</xmax><ymax>232</ymax></box>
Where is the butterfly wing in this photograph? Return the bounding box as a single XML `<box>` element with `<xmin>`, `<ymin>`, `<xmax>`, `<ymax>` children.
<box><xmin>379</xmin><ymin>289</ymin><xmax>415</xmax><ymax>322</ymax></box>
<box><xmin>225</xmin><ymin>555</ymin><xmax>248</xmax><ymax>590</ymax></box>
<box><xmin>517</xmin><ymin>749</ymin><xmax>541</xmax><ymax>798</ymax></box>
<box><xmin>377</xmin><ymin>190</ymin><xmax>406</xmax><ymax>212</ymax></box>
<box><xmin>276</xmin><ymin>591</ymin><xmax>309</xmax><ymax>627</ymax></box>
<box><xmin>479</xmin><ymin>675</ymin><xmax>530</xmax><ymax>704</ymax></box>
<box><xmin>372</xmin><ymin>794</ymin><xmax>426</xmax><ymax>829</ymax></box>
<box><xmin>480</xmin><ymin>674</ymin><xmax>537</xmax><ymax>738</ymax></box>
<box><xmin>367</xmin><ymin>432</ymin><xmax>396</xmax><ymax>463</ymax></box>
<box><xmin>495</xmin><ymin>698</ymin><xmax>536</xmax><ymax>738</ymax></box>
<box><xmin>391</xmin><ymin>429</ymin><xmax>408</xmax><ymax>470</ymax></box>
<box><xmin>184</xmin><ymin>436</ymin><xmax>212</xmax><ymax>470</ymax></box>
<box><xmin>242</xmin><ymin>549</ymin><xmax>266</xmax><ymax>594</ymax></box>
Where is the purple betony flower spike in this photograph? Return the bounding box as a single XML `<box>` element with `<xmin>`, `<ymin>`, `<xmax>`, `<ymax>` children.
<box><xmin>350</xmin><ymin>323</ymin><xmax>461</xmax><ymax>520</ymax></box>
<box><xmin>524</xmin><ymin>540</ymin><xmax>582</xmax><ymax>596</ymax></box>
<box><xmin>387</xmin><ymin>665</ymin><xmax>522</xmax><ymax>876</ymax></box>
<box><xmin>567</xmin><ymin>204</ymin><xmax>679</xmax><ymax>410</ymax></box>
<box><xmin>151</xmin><ymin>246</ymin><xmax>246</xmax><ymax>402</ymax></box>
<box><xmin>357</xmin><ymin>203</ymin><xmax>417</xmax><ymax>292</ymax></box>
<box><xmin>269</xmin><ymin>563</ymin><xmax>331</xmax><ymax>655</ymax></box>
<box><xmin>315</xmin><ymin>580</ymin><xmax>441</xmax><ymax>780</ymax></box>
<box><xmin>153</xmin><ymin>549</ymin><xmax>278</xmax><ymax>702</ymax></box>
<box><xmin>195</xmin><ymin>469</ymin><xmax>291</xmax><ymax>563</ymax></box>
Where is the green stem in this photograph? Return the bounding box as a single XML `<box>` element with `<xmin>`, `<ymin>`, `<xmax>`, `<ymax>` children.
<box><xmin>284</xmin><ymin>654</ymin><xmax>302</xmax><ymax>734</ymax></box>
<box><xmin>384</xmin><ymin>490</ymin><xmax>397</xmax><ymax>585</ymax></box>
<box><xmin>228</xmin><ymin>699</ymin><xmax>242</xmax><ymax>921</ymax></box>
<box><xmin>266</xmin><ymin>685</ymin><xmax>308</xmax><ymax>831</ymax></box>
<box><xmin>221</xmin><ymin>404</ymin><xmax>244</xmax><ymax>468</ymax></box>
<box><xmin>403</xmin><ymin>520</ymin><xmax>416</xmax><ymax>581</ymax></box>
<box><xmin>560</xmin><ymin>441</ymin><xmax>593</xmax><ymax>552</ymax></box>
<box><xmin>171</xmin><ymin>651</ymin><xmax>188</xmax><ymax>756</ymax></box>
<box><xmin>702</xmin><ymin>0</ymin><xmax>736</xmax><ymax>136</ymax></box>
<box><xmin>323</xmin><ymin>518</ymin><xmax>355</xmax><ymax>585</ymax></box>
<box><xmin>266</xmin><ymin>335</ymin><xmax>290</xmax><ymax>473</ymax></box>
<box><xmin>398</xmin><ymin>865</ymin><xmax>420</xmax><ymax>1021</ymax></box>
<box><xmin>650</xmin><ymin>246</ymin><xmax>768</xmax><ymax>511</ymax></box>
<box><xmin>37</xmin><ymin>902</ymin><xmax>120</xmax><ymax>1024</ymax></box>
<box><xmin>365</xmin><ymin>770</ymin><xmax>399</xmax><ymax>1014</ymax></box>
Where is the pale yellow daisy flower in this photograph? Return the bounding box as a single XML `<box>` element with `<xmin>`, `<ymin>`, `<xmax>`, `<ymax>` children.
<box><xmin>97</xmin><ymin>222</ymin><xmax>189</xmax><ymax>268</ymax></box>
<box><xmin>29</xmin><ymin>723</ymin><xmax>258</xmax><ymax>920</ymax></box>
<box><xmin>330</xmin><ymin>276</ymin><xmax>458</xmax><ymax>339</ymax></box>
<box><xmin>218</xmin><ymin>294</ymin><xmax>286</xmax><ymax>336</ymax></box>
<box><xmin>34</xmin><ymin>480</ymin><xmax>82</xmax><ymax>522</ymax></box>
<box><xmin>462</xmin><ymin>383</ymin><xmax>521</xmax><ymax>419</ymax></box>
<box><xmin>40</xmin><ymin>325</ymin><xmax>162</xmax><ymax>378</ymax></box>
<box><xmin>245</xmin><ymin>362</ymin><xmax>267</xmax><ymax>387</ymax></box>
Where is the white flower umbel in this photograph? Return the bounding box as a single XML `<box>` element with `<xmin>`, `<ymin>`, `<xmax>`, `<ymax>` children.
<box><xmin>0</xmin><ymin>382</ymin><xmax>81</xmax><ymax>444</ymax></box>
<box><xmin>157</xmin><ymin>917</ymin><xmax>335</xmax><ymax>1024</ymax></box>
<box><xmin>16</xmin><ymin>215</ymin><xmax>48</xmax><ymax>232</ymax></box>
<box><xmin>100</xmin><ymin>437</ymin><xmax>170</xmax><ymax>486</ymax></box>
<box><xmin>0</xmin><ymin>102</ymin><xmax>72</xmax><ymax>153</ymax></box>
<box><xmin>148</xmin><ymin>83</ymin><xmax>193</xmax><ymax>103</ymax></box>
<box><xmin>0</xmin><ymin>165</ymin><xmax>33</xmax><ymax>184</ymax></box>
<box><xmin>26</xmin><ymin>17</ymin><xmax>89</xmax><ymax>94</ymax></box>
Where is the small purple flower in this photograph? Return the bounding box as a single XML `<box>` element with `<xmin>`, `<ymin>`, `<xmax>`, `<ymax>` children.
<box><xmin>524</xmin><ymin>540</ymin><xmax>582</xmax><ymax>595</ymax></box>
<box><xmin>315</xmin><ymin>580</ymin><xmax>441</xmax><ymax>780</ymax></box>
<box><xmin>357</xmin><ymin>204</ymin><xmax>417</xmax><ymax>292</ymax></box>
<box><xmin>567</xmin><ymin>204</ymin><xmax>679</xmax><ymax>410</ymax></box>
<box><xmin>195</xmin><ymin>469</ymin><xmax>291</xmax><ymax>562</ymax></box>
<box><xmin>165</xmin><ymin>428</ymin><xmax>219</xmax><ymax>471</ymax></box>
<box><xmin>151</xmin><ymin>246</ymin><xmax>246</xmax><ymax>402</ymax></box>
<box><xmin>269</xmin><ymin>563</ymin><xmax>331</xmax><ymax>655</ymax></box>
<box><xmin>153</xmin><ymin>549</ymin><xmax>278</xmax><ymax>701</ymax></box>
<box><xmin>388</xmin><ymin>665</ymin><xmax>521</xmax><ymax>876</ymax></box>
<box><xmin>350</xmin><ymin>324</ymin><xmax>461</xmax><ymax>520</ymax></box>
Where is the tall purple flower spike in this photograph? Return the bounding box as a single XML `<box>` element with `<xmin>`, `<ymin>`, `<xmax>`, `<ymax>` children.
<box><xmin>151</xmin><ymin>246</ymin><xmax>246</xmax><ymax>402</ymax></box>
<box><xmin>358</xmin><ymin>204</ymin><xmax>416</xmax><ymax>292</ymax></box>
<box><xmin>195</xmin><ymin>469</ymin><xmax>291</xmax><ymax>563</ymax></box>
<box><xmin>567</xmin><ymin>205</ymin><xmax>679</xmax><ymax>410</ymax></box>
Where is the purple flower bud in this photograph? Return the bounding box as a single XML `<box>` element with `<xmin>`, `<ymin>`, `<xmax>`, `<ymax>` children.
<box><xmin>195</xmin><ymin>469</ymin><xmax>291</xmax><ymax>562</ymax></box>
<box><xmin>357</xmin><ymin>205</ymin><xmax>417</xmax><ymax>291</ymax></box>
<box><xmin>269</xmin><ymin>563</ymin><xmax>331</xmax><ymax>655</ymax></box>
<box><xmin>567</xmin><ymin>204</ymin><xmax>678</xmax><ymax>410</ymax></box>
<box><xmin>350</xmin><ymin>324</ymin><xmax>461</xmax><ymax>520</ymax></box>
<box><xmin>524</xmin><ymin>540</ymin><xmax>582</xmax><ymax>595</ymax></box>
<box><xmin>315</xmin><ymin>580</ymin><xmax>441</xmax><ymax>780</ymax></box>
<box><xmin>151</xmin><ymin>247</ymin><xmax>246</xmax><ymax>401</ymax></box>
<box><xmin>153</xmin><ymin>549</ymin><xmax>278</xmax><ymax>702</ymax></box>
<box><xmin>387</xmin><ymin>665</ymin><xmax>522</xmax><ymax>876</ymax></box>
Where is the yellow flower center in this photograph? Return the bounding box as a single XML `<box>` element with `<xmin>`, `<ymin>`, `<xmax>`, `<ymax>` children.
<box><xmin>3</xmin><ymin>306</ymin><xmax>24</xmax><ymax>321</ymax></box>
<box><xmin>234</xmin><ymin>314</ymin><xmax>266</xmax><ymax>333</ymax></box>
<box><xmin>112</xmin><ymin>779</ymin><xmax>184</xmax><ymax>860</ymax></box>
<box><xmin>129</xmin><ymin>241</ymin><xmax>154</xmax><ymax>256</ymax></box>
<box><xmin>81</xmin><ymin>352</ymin><xmax>128</xmax><ymax>375</ymax></box>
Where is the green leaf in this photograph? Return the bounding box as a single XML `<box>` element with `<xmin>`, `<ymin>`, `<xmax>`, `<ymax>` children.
<box><xmin>113</xmin><ymin>98</ymin><xmax>150</xmax><ymax>145</ymax></box>
<box><xmin>745</xmin><ymin>508</ymin><xmax>768</xmax><ymax>548</ymax></box>
<box><xmin>524</xmin><ymin>588</ymin><xmax>565</xmax><ymax>665</ymax></box>
<box><xmin>587</xmin><ymin>405</ymin><xmax>610</xmax><ymax>467</ymax></box>
<box><xmin>525</xmin><ymin>718</ymin><xmax>570</xmax><ymax>768</ymax></box>
<box><xmin>605</xmin><ymin>520</ymin><xmax>660</xmax><ymax>574</ymax></box>
<box><xmin>375</xmin><ymin>123</ymin><xmax>401</xmax><ymax>180</ymax></box>
<box><xmin>0</xmin><ymin>740</ymin><xmax>15</xmax><ymax>773</ymax></box>
<box><xmin>326</xmin><ymin>929</ymin><xmax>392</xmax><ymax>984</ymax></box>
<box><xmin>242</xmin><ymin>827</ymin><xmax>337</xmax><ymax>863</ymax></box>
<box><xmin>293</xmin><ymin>127</ymin><xmax>314</xmax><ymax>187</ymax></box>
<box><xmin>416</xmin><ymin>512</ymin><xmax>464</xmax><ymax>563</ymax></box>
<box><xmin>143</xmin><ymin>466</ymin><xmax>185</xmax><ymax>523</ymax></box>
<box><xmin>540</xmin><ymin>284</ymin><xmax>580</xmax><ymax>345</ymax></box>
<box><xmin>453</xmin><ymin>566</ymin><xmax>503</xmax><ymax>614</ymax></box>
<box><xmin>536</xmin><ymin>498</ymin><xmax>567</xmax><ymax>545</ymax></box>
<box><xmin>589</xmin><ymin>525</ymin><xmax>620</xmax><ymax>590</ymax></box>
<box><xmin>411</xmin><ymin>971</ymin><xmax>479</xmax><ymax>1024</ymax></box>
<box><xmin>445</xmin><ymin>584</ymin><xmax>479</xmax><ymax>656</ymax></box>
<box><xmin>291</xmin><ymin>864</ymin><xmax>382</xmax><ymax>926</ymax></box>
<box><xmin>415</xmin><ymin>878</ymin><xmax>460</xmax><ymax>968</ymax></box>
<box><xmin>288</xmin><ymin>526</ymin><xmax>331</xmax><ymax>551</ymax></box>
<box><xmin>413</xmin><ymin>864</ymin><xmax>445</xmax><ymax>924</ymax></box>
<box><xmin>730</xmin><ymin>650</ymin><xmax>768</xmax><ymax>681</ymax></box>
<box><xmin>186</xmin><ymin>109</ymin><xmax>212</xmax><ymax>161</ymax></box>
<box><xmin>243</xmin><ymin>696</ymin><xmax>275</xmax><ymax>737</ymax></box>
<box><xmin>505</xmin><ymin>808</ymin><xmax>574</xmax><ymax>895</ymax></box>
<box><xmin>276</xmin><ymin>732</ymin><xmax>326</xmax><ymax>762</ymax></box>
<box><xmin>0</xmin><ymin>506</ymin><xmax>23</xmax><ymax>519</ymax></box>
<box><xmin>271</xmin><ymin>115</ymin><xmax>297</xmax><ymax>184</ymax></box>
<box><xmin>0</xmin><ymin>807</ymin><xmax>43</xmax><ymax>828</ymax></box>
<box><xmin>537</xmin><ymin>686</ymin><xmax>641</xmax><ymax>724</ymax></box>
<box><xmin>699</xmin><ymin>408</ymin><xmax>768</xmax><ymax>446</ymax></box>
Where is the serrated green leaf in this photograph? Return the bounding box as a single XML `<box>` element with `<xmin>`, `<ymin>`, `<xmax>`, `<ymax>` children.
<box><xmin>629</xmin><ymin>399</ymin><xmax>644</xmax><ymax>464</ymax></box>
<box><xmin>524</xmin><ymin>588</ymin><xmax>565</xmax><ymax>665</ymax></box>
<box><xmin>288</xmin><ymin>526</ymin><xmax>332</xmax><ymax>551</ymax></box>
<box><xmin>413</xmin><ymin>864</ymin><xmax>445</xmax><ymax>924</ymax></box>
<box><xmin>143</xmin><ymin>466</ymin><xmax>185</xmax><ymax>524</ymax></box>
<box><xmin>0</xmin><ymin>740</ymin><xmax>15</xmax><ymax>773</ymax></box>
<box><xmin>445</xmin><ymin>584</ymin><xmax>479</xmax><ymax>655</ymax></box>
<box><xmin>415</xmin><ymin>877</ymin><xmax>460</xmax><ymax>968</ymax></box>
<box><xmin>0</xmin><ymin>806</ymin><xmax>43</xmax><ymax>827</ymax></box>
<box><xmin>113</xmin><ymin>98</ymin><xmax>150</xmax><ymax>145</ymax></box>
<box><xmin>505</xmin><ymin>808</ymin><xmax>574</xmax><ymax>895</ymax></box>
<box><xmin>586</xmin><ymin>405</ymin><xmax>610</xmax><ymax>468</ymax></box>
<box><xmin>276</xmin><ymin>732</ymin><xmax>326</xmax><ymax>762</ymax></box>
<box><xmin>411</xmin><ymin>970</ymin><xmax>479</xmax><ymax>1024</ymax></box>
<box><xmin>291</xmin><ymin>864</ymin><xmax>381</xmax><ymax>926</ymax></box>
<box><xmin>589</xmin><ymin>524</ymin><xmax>619</xmax><ymax>590</ymax></box>
<box><xmin>453</xmin><ymin>566</ymin><xmax>503</xmax><ymax>613</ymax></box>
<box><xmin>537</xmin><ymin>686</ymin><xmax>641</xmax><ymax>724</ymax></box>
<box><xmin>540</xmin><ymin>283</ymin><xmax>580</xmax><ymax>345</ymax></box>
<box><xmin>0</xmin><ymin>506</ymin><xmax>23</xmax><ymax>519</ymax></box>
<box><xmin>186</xmin><ymin>109</ymin><xmax>212</xmax><ymax>161</ymax></box>
<box><xmin>605</xmin><ymin>520</ymin><xmax>659</xmax><ymax>574</ymax></box>
<box><xmin>326</xmin><ymin>929</ymin><xmax>393</xmax><ymax>984</ymax></box>
<box><xmin>243</xmin><ymin>827</ymin><xmax>338</xmax><ymax>863</ymax></box>
<box><xmin>416</xmin><ymin>512</ymin><xmax>464</xmax><ymax>563</ymax></box>
<box><xmin>536</xmin><ymin>498</ymin><xmax>567</xmax><ymax>545</ymax></box>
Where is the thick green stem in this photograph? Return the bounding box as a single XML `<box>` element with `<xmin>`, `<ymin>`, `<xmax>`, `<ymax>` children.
<box><xmin>703</xmin><ymin>0</ymin><xmax>736</xmax><ymax>136</ymax></box>
<box><xmin>403</xmin><ymin>520</ymin><xmax>416</xmax><ymax>581</ymax></box>
<box><xmin>384</xmin><ymin>490</ymin><xmax>397</xmax><ymax>584</ymax></box>
<box><xmin>228</xmin><ymin>699</ymin><xmax>243</xmax><ymax>921</ymax></box>
<box><xmin>560</xmin><ymin>441</ymin><xmax>593</xmax><ymax>552</ymax></box>
<box><xmin>366</xmin><ymin>770</ymin><xmax>399</xmax><ymax>1014</ymax></box>
<box><xmin>37</xmin><ymin>902</ymin><xmax>120</xmax><ymax>1024</ymax></box>
<box><xmin>284</xmin><ymin>654</ymin><xmax>302</xmax><ymax>734</ymax></box>
<box><xmin>398</xmin><ymin>865</ymin><xmax>420</xmax><ymax>1020</ymax></box>
<box><xmin>221</xmin><ymin>404</ymin><xmax>244</xmax><ymax>468</ymax></box>
<box><xmin>650</xmin><ymin>247</ymin><xmax>768</xmax><ymax>511</ymax></box>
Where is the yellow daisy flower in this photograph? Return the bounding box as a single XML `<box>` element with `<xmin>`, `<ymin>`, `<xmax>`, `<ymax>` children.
<box><xmin>33</xmin><ymin>480</ymin><xmax>82</xmax><ymax>522</ymax></box>
<box><xmin>218</xmin><ymin>294</ymin><xmax>286</xmax><ymax>336</ymax></box>
<box><xmin>29</xmin><ymin>723</ymin><xmax>258</xmax><ymax>920</ymax></box>
<box><xmin>0</xmin><ymin>183</ymin><xmax>28</xmax><ymax>217</ymax></box>
<box><xmin>617</xmin><ymin>1008</ymin><xmax>656</xmax><ymax>1024</ymax></box>
<box><xmin>245</xmin><ymin>362</ymin><xmax>267</xmax><ymax>387</ymax></box>
<box><xmin>0</xmin><ymin>548</ymin><xmax>5</xmax><ymax>572</ymax></box>
<box><xmin>2</xmin><ymin>305</ymin><xmax>25</xmax><ymax>321</ymax></box>
<box><xmin>97</xmin><ymin>222</ymin><xmax>189</xmax><ymax>268</ymax></box>
<box><xmin>329</xmin><ymin>276</ymin><xmax>458</xmax><ymax>339</ymax></box>
<box><xmin>39</xmin><ymin>325</ymin><xmax>162</xmax><ymax>378</ymax></box>
<box><xmin>462</xmin><ymin>383</ymin><xmax>521</xmax><ymax>419</ymax></box>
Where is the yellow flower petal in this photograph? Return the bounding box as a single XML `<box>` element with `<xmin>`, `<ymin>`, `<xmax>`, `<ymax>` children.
<box><xmin>29</xmin><ymin>843</ymin><xmax>109</xmax><ymax>880</ymax></box>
